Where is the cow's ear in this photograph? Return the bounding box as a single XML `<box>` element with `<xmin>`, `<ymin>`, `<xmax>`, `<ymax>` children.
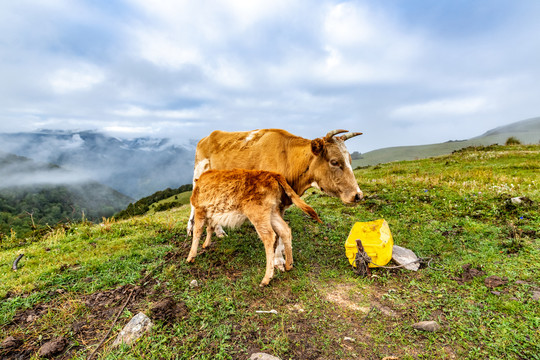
<box><xmin>311</xmin><ymin>138</ymin><xmax>325</xmax><ymax>156</ymax></box>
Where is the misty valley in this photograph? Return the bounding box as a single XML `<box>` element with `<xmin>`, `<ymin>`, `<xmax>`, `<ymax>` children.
<box><xmin>0</xmin><ymin>130</ymin><xmax>196</xmax><ymax>239</ymax></box>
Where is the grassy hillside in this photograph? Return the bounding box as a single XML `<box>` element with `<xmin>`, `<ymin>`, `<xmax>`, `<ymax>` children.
<box><xmin>1</xmin><ymin>145</ymin><xmax>539</xmax><ymax>359</ymax></box>
<box><xmin>353</xmin><ymin>116</ymin><xmax>540</xmax><ymax>167</ymax></box>
<box><xmin>113</xmin><ymin>184</ymin><xmax>192</xmax><ymax>220</ymax></box>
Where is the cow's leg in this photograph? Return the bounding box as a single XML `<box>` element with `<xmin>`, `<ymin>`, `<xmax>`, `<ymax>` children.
<box><xmin>187</xmin><ymin>209</ymin><xmax>206</xmax><ymax>262</ymax></box>
<box><xmin>271</xmin><ymin>213</ymin><xmax>293</xmax><ymax>271</ymax></box>
<box><xmin>187</xmin><ymin>159</ymin><xmax>210</xmax><ymax>236</ymax></box>
<box><xmin>202</xmin><ymin>224</ymin><xmax>214</xmax><ymax>248</ymax></box>
<box><xmin>214</xmin><ymin>225</ymin><xmax>227</xmax><ymax>238</ymax></box>
<box><xmin>273</xmin><ymin>239</ymin><xmax>286</xmax><ymax>271</ymax></box>
<box><xmin>273</xmin><ymin>206</ymin><xmax>290</xmax><ymax>271</ymax></box>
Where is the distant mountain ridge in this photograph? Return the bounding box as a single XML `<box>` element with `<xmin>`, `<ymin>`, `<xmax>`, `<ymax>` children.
<box><xmin>0</xmin><ymin>130</ymin><xmax>196</xmax><ymax>198</ymax></box>
<box><xmin>353</xmin><ymin>116</ymin><xmax>540</xmax><ymax>167</ymax></box>
<box><xmin>479</xmin><ymin>116</ymin><xmax>540</xmax><ymax>138</ymax></box>
<box><xmin>0</xmin><ymin>151</ymin><xmax>132</xmax><ymax>238</ymax></box>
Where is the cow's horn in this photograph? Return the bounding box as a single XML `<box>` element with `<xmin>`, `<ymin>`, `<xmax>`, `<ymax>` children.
<box><xmin>340</xmin><ymin>132</ymin><xmax>363</xmax><ymax>141</ymax></box>
<box><xmin>324</xmin><ymin>129</ymin><xmax>348</xmax><ymax>141</ymax></box>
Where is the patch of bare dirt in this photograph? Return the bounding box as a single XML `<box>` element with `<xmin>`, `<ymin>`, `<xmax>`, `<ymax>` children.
<box><xmin>484</xmin><ymin>275</ymin><xmax>508</xmax><ymax>289</ymax></box>
<box><xmin>321</xmin><ymin>282</ymin><xmax>372</xmax><ymax>313</ymax></box>
<box><xmin>0</xmin><ymin>277</ymin><xmax>178</xmax><ymax>359</ymax></box>
<box><xmin>455</xmin><ymin>263</ymin><xmax>485</xmax><ymax>284</ymax></box>
<box><xmin>149</xmin><ymin>297</ymin><xmax>189</xmax><ymax>324</ymax></box>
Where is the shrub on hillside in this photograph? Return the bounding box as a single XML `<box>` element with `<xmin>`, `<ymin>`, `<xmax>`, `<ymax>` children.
<box><xmin>505</xmin><ymin>136</ymin><xmax>521</xmax><ymax>145</ymax></box>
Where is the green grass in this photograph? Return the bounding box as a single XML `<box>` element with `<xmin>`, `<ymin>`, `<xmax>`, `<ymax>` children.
<box><xmin>148</xmin><ymin>191</ymin><xmax>192</xmax><ymax>214</ymax></box>
<box><xmin>1</xmin><ymin>144</ymin><xmax>539</xmax><ymax>359</ymax></box>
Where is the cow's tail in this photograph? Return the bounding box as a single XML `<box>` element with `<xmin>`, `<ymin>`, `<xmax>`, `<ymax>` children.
<box><xmin>276</xmin><ymin>174</ymin><xmax>323</xmax><ymax>224</ymax></box>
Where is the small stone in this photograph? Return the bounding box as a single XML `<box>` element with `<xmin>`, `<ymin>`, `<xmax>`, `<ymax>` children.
<box><xmin>250</xmin><ymin>353</ymin><xmax>281</xmax><ymax>360</ymax></box>
<box><xmin>532</xmin><ymin>291</ymin><xmax>540</xmax><ymax>301</ymax></box>
<box><xmin>412</xmin><ymin>320</ymin><xmax>441</xmax><ymax>332</ymax></box>
<box><xmin>392</xmin><ymin>245</ymin><xmax>420</xmax><ymax>271</ymax></box>
<box><xmin>38</xmin><ymin>337</ymin><xmax>67</xmax><ymax>358</ymax></box>
<box><xmin>510</xmin><ymin>197</ymin><xmax>523</xmax><ymax>204</ymax></box>
<box><xmin>289</xmin><ymin>304</ymin><xmax>305</xmax><ymax>313</ymax></box>
<box><xmin>491</xmin><ymin>291</ymin><xmax>501</xmax><ymax>296</ymax></box>
<box><xmin>112</xmin><ymin>312</ymin><xmax>153</xmax><ymax>347</ymax></box>
<box><xmin>344</xmin><ymin>336</ymin><xmax>355</xmax><ymax>342</ymax></box>
<box><xmin>189</xmin><ymin>280</ymin><xmax>198</xmax><ymax>288</ymax></box>
<box><xmin>26</xmin><ymin>314</ymin><xmax>38</xmax><ymax>323</ymax></box>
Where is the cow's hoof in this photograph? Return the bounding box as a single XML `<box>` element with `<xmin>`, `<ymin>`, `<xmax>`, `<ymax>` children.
<box><xmin>275</xmin><ymin>265</ymin><xmax>285</xmax><ymax>272</ymax></box>
<box><xmin>285</xmin><ymin>264</ymin><xmax>293</xmax><ymax>271</ymax></box>
<box><xmin>186</xmin><ymin>257</ymin><xmax>195</xmax><ymax>263</ymax></box>
<box><xmin>259</xmin><ymin>280</ymin><xmax>270</xmax><ymax>287</ymax></box>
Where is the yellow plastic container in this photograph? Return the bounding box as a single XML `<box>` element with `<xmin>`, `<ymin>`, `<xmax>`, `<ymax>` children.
<box><xmin>345</xmin><ymin>219</ymin><xmax>393</xmax><ymax>268</ymax></box>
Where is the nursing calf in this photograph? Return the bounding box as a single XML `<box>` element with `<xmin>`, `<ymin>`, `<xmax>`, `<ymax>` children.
<box><xmin>187</xmin><ymin>169</ymin><xmax>322</xmax><ymax>286</ymax></box>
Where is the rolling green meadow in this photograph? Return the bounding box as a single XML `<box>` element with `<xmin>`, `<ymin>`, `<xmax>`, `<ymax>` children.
<box><xmin>1</xmin><ymin>144</ymin><xmax>539</xmax><ymax>359</ymax></box>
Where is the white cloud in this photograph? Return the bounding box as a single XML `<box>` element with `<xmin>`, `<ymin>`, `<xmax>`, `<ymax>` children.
<box><xmin>111</xmin><ymin>105</ymin><xmax>200</xmax><ymax>119</ymax></box>
<box><xmin>1</xmin><ymin>0</ymin><xmax>540</xmax><ymax>152</ymax></box>
<box><xmin>132</xmin><ymin>29</ymin><xmax>202</xmax><ymax>70</ymax></box>
<box><xmin>391</xmin><ymin>97</ymin><xmax>489</xmax><ymax>118</ymax></box>
<box><xmin>49</xmin><ymin>64</ymin><xmax>105</xmax><ymax>94</ymax></box>
<box><xmin>324</xmin><ymin>2</ymin><xmax>375</xmax><ymax>46</ymax></box>
<box><xmin>103</xmin><ymin>125</ymin><xmax>156</xmax><ymax>135</ymax></box>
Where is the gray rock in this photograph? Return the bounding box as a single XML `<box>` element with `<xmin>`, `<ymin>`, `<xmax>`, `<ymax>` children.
<box><xmin>250</xmin><ymin>353</ymin><xmax>281</xmax><ymax>360</ymax></box>
<box><xmin>392</xmin><ymin>245</ymin><xmax>420</xmax><ymax>271</ymax></box>
<box><xmin>112</xmin><ymin>312</ymin><xmax>153</xmax><ymax>347</ymax></box>
<box><xmin>412</xmin><ymin>320</ymin><xmax>441</xmax><ymax>332</ymax></box>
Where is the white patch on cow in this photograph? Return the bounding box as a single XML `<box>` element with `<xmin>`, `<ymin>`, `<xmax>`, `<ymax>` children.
<box><xmin>336</xmin><ymin>141</ymin><xmax>354</xmax><ymax>172</ymax></box>
<box><xmin>209</xmin><ymin>211</ymin><xmax>247</xmax><ymax>229</ymax></box>
<box><xmin>311</xmin><ymin>181</ymin><xmax>321</xmax><ymax>190</ymax></box>
<box><xmin>245</xmin><ymin>130</ymin><xmax>260</xmax><ymax>142</ymax></box>
<box><xmin>187</xmin><ymin>205</ymin><xmax>196</xmax><ymax>236</ymax></box>
<box><xmin>193</xmin><ymin>158</ymin><xmax>210</xmax><ymax>180</ymax></box>
<box><xmin>273</xmin><ymin>237</ymin><xmax>286</xmax><ymax>271</ymax></box>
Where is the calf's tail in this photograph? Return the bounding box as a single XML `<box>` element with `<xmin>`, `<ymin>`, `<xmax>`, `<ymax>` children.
<box><xmin>276</xmin><ymin>174</ymin><xmax>323</xmax><ymax>224</ymax></box>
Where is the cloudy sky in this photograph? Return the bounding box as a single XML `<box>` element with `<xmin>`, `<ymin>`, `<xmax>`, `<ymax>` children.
<box><xmin>1</xmin><ymin>0</ymin><xmax>539</xmax><ymax>153</ymax></box>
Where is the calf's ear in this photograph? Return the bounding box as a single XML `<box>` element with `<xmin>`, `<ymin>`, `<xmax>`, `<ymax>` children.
<box><xmin>311</xmin><ymin>138</ymin><xmax>325</xmax><ymax>156</ymax></box>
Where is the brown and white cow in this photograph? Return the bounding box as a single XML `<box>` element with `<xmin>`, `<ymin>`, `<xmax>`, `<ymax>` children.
<box><xmin>187</xmin><ymin>128</ymin><xmax>363</xmax><ymax>268</ymax></box>
<box><xmin>187</xmin><ymin>169</ymin><xmax>322</xmax><ymax>286</ymax></box>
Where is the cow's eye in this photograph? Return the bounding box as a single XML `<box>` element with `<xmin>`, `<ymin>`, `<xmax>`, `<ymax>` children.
<box><xmin>330</xmin><ymin>159</ymin><xmax>340</xmax><ymax>167</ymax></box>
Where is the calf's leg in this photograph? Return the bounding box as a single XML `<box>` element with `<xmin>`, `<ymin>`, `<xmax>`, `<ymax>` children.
<box><xmin>187</xmin><ymin>209</ymin><xmax>206</xmax><ymax>262</ymax></box>
<box><xmin>202</xmin><ymin>224</ymin><xmax>214</xmax><ymax>248</ymax></box>
<box><xmin>249</xmin><ymin>216</ymin><xmax>276</xmax><ymax>286</ymax></box>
